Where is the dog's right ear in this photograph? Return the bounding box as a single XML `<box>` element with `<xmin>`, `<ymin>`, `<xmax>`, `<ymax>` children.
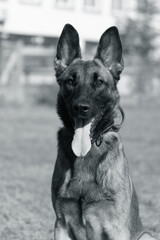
<box><xmin>54</xmin><ymin>24</ymin><xmax>81</xmax><ymax>77</ymax></box>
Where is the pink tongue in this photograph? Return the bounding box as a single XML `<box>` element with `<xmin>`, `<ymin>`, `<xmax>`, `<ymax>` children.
<box><xmin>72</xmin><ymin>120</ymin><xmax>92</xmax><ymax>157</ymax></box>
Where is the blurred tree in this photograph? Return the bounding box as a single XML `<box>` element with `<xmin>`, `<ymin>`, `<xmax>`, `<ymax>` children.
<box><xmin>123</xmin><ymin>0</ymin><xmax>159</xmax><ymax>97</ymax></box>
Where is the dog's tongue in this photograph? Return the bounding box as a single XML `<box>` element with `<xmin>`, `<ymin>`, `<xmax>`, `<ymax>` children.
<box><xmin>72</xmin><ymin>119</ymin><xmax>92</xmax><ymax>157</ymax></box>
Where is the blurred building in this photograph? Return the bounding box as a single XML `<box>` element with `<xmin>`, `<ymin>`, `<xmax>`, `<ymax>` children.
<box><xmin>0</xmin><ymin>0</ymin><xmax>159</xmax><ymax>98</ymax></box>
<box><xmin>0</xmin><ymin>0</ymin><xmax>137</xmax><ymax>47</ymax></box>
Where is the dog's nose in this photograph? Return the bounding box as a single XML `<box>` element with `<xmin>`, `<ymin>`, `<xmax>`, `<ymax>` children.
<box><xmin>73</xmin><ymin>102</ymin><xmax>90</xmax><ymax>114</ymax></box>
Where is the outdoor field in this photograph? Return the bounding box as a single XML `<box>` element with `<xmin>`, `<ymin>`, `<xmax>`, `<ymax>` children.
<box><xmin>0</xmin><ymin>103</ymin><xmax>160</xmax><ymax>240</ymax></box>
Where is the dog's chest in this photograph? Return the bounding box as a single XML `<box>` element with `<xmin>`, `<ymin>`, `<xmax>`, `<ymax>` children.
<box><xmin>74</xmin><ymin>154</ymin><xmax>98</xmax><ymax>187</ymax></box>
<box><xmin>61</xmin><ymin>145</ymin><xmax>104</xmax><ymax>200</ymax></box>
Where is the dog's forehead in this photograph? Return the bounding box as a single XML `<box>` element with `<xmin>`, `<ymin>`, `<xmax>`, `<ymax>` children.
<box><xmin>68</xmin><ymin>58</ymin><xmax>111</xmax><ymax>77</ymax></box>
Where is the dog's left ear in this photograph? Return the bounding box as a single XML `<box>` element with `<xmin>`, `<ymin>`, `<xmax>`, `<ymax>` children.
<box><xmin>54</xmin><ymin>24</ymin><xmax>81</xmax><ymax>77</ymax></box>
<box><xmin>94</xmin><ymin>26</ymin><xmax>124</xmax><ymax>81</ymax></box>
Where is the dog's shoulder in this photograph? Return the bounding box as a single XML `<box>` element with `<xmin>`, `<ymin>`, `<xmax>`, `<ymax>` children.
<box><xmin>94</xmin><ymin>132</ymin><xmax>130</xmax><ymax>211</ymax></box>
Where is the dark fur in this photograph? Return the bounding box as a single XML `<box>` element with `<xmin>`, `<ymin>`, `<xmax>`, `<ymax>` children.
<box><xmin>51</xmin><ymin>24</ymin><xmax>155</xmax><ymax>240</ymax></box>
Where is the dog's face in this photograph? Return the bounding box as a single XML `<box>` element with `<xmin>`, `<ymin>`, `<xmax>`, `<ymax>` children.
<box><xmin>55</xmin><ymin>24</ymin><xmax>124</xmax><ymax>157</ymax></box>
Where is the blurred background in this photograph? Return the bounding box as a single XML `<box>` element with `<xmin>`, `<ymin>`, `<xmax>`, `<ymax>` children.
<box><xmin>0</xmin><ymin>0</ymin><xmax>160</xmax><ymax>239</ymax></box>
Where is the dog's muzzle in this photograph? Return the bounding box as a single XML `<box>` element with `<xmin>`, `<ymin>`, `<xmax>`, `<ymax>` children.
<box><xmin>72</xmin><ymin>100</ymin><xmax>90</xmax><ymax>118</ymax></box>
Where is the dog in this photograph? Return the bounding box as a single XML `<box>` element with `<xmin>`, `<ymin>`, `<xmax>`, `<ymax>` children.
<box><xmin>51</xmin><ymin>24</ymin><xmax>156</xmax><ymax>240</ymax></box>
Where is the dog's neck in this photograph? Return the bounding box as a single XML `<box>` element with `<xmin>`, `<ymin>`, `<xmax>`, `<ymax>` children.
<box><xmin>90</xmin><ymin>105</ymin><xmax>124</xmax><ymax>146</ymax></box>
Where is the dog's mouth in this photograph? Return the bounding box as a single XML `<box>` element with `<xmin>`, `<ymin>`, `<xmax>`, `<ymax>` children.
<box><xmin>71</xmin><ymin>106</ymin><xmax>121</xmax><ymax>157</ymax></box>
<box><xmin>71</xmin><ymin>118</ymin><xmax>94</xmax><ymax>157</ymax></box>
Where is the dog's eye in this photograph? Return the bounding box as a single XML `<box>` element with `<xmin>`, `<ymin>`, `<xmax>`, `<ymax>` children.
<box><xmin>93</xmin><ymin>73</ymin><xmax>104</xmax><ymax>87</ymax></box>
<box><xmin>66</xmin><ymin>76</ymin><xmax>75</xmax><ymax>86</ymax></box>
<box><xmin>94</xmin><ymin>78</ymin><xmax>104</xmax><ymax>86</ymax></box>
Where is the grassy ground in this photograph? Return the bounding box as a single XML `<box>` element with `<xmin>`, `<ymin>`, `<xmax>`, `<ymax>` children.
<box><xmin>0</xmin><ymin>104</ymin><xmax>159</xmax><ymax>240</ymax></box>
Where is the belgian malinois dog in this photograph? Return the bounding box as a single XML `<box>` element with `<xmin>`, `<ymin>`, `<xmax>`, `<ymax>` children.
<box><xmin>51</xmin><ymin>24</ymin><xmax>156</xmax><ymax>240</ymax></box>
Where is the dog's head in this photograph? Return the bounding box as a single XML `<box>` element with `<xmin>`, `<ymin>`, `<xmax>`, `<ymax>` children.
<box><xmin>54</xmin><ymin>24</ymin><xmax>124</xmax><ymax>157</ymax></box>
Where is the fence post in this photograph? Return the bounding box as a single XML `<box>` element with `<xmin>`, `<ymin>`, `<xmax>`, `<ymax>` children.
<box><xmin>0</xmin><ymin>40</ymin><xmax>25</xmax><ymax>103</ymax></box>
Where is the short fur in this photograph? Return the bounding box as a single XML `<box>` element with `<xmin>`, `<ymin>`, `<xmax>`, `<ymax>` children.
<box><xmin>51</xmin><ymin>24</ymin><xmax>156</xmax><ymax>240</ymax></box>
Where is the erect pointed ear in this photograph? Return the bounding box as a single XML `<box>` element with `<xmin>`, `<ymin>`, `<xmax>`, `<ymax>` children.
<box><xmin>54</xmin><ymin>24</ymin><xmax>81</xmax><ymax>77</ymax></box>
<box><xmin>94</xmin><ymin>26</ymin><xmax>124</xmax><ymax>81</ymax></box>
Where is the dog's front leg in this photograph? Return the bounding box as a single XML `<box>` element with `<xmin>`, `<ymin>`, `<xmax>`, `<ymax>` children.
<box><xmin>89</xmin><ymin>133</ymin><xmax>132</xmax><ymax>240</ymax></box>
<box><xmin>54</xmin><ymin>197</ymin><xmax>87</xmax><ymax>240</ymax></box>
<box><xmin>52</xmin><ymin>146</ymin><xmax>87</xmax><ymax>240</ymax></box>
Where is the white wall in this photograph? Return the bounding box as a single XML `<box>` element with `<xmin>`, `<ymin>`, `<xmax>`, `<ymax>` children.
<box><xmin>2</xmin><ymin>0</ymin><xmax>115</xmax><ymax>42</ymax></box>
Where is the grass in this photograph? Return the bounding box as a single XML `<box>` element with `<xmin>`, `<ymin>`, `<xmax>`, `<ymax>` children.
<box><xmin>0</xmin><ymin>104</ymin><xmax>159</xmax><ymax>239</ymax></box>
